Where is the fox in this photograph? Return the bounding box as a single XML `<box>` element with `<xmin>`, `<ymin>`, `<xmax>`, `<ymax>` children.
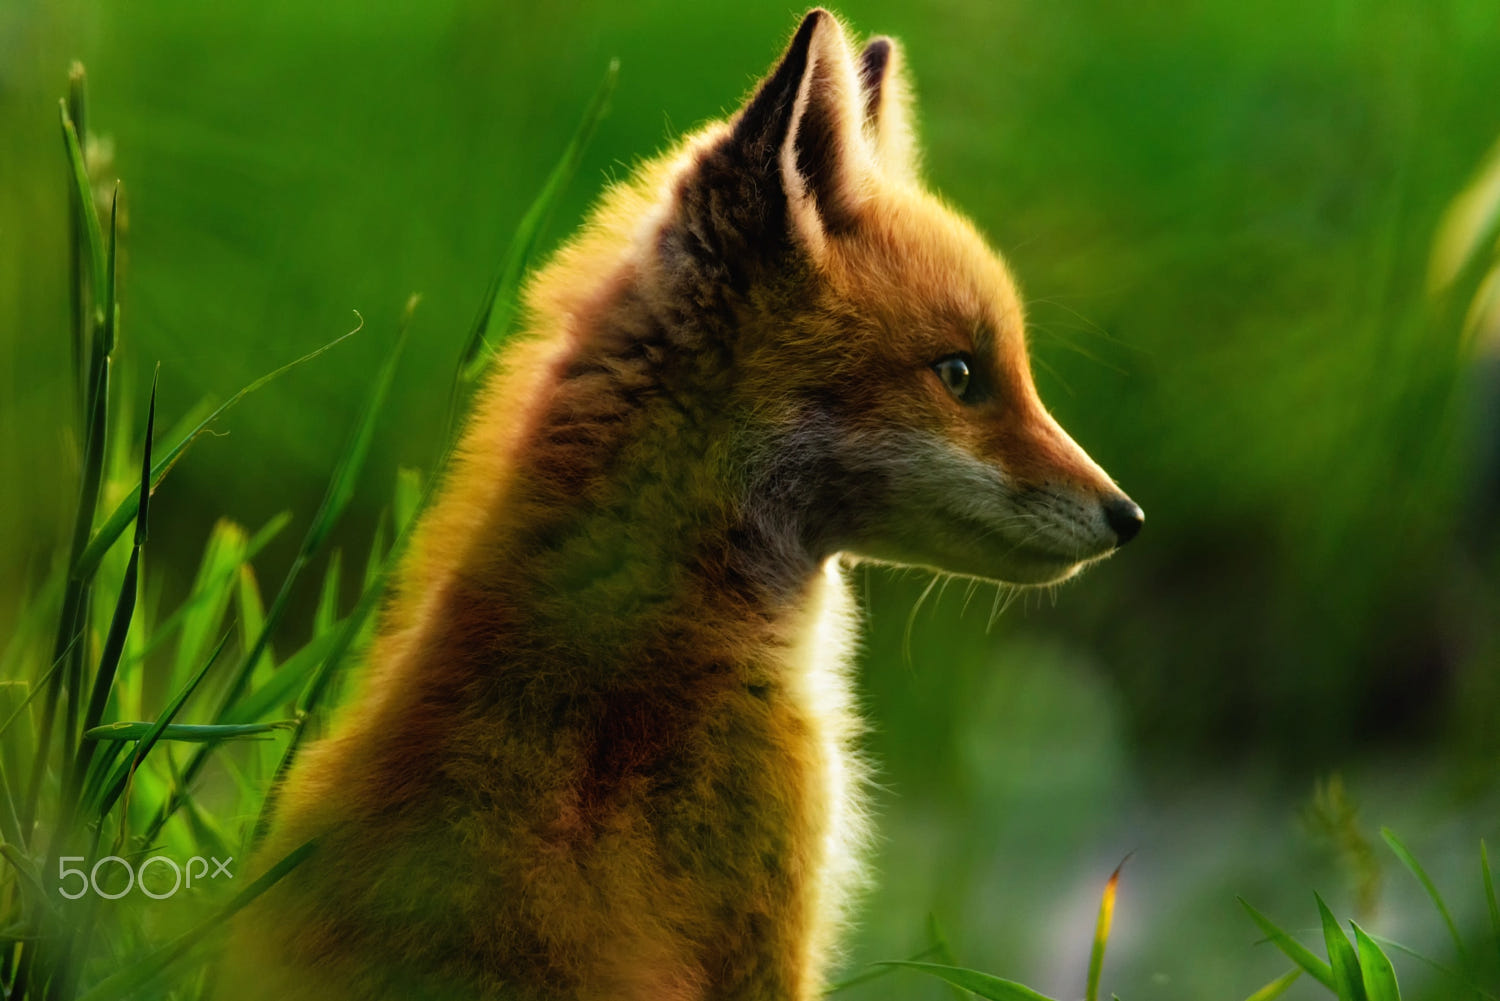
<box><xmin>223</xmin><ymin>9</ymin><xmax>1142</xmax><ymax>1001</ymax></box>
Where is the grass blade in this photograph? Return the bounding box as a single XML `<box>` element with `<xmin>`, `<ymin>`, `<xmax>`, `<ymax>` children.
<box><xmin>77</xmin><ymin>735</ymin><xmax>128</xmax><ymax>820</ymax></box>
<box><xmin>0</xmin><ymin>755</ymin><xmax>25</xmax><ymax>849</ymax></box>
<box><xmin>1242</xmin><ymin>969</ymin><xmax>1302</xmax><ymax>1001</ymax></box>
<box><xmin>393</xmin><ymin>466</ymin><xmax>422</xmax><ymax>535</ymax></box>
<box><xmin>118</xmin><ymin>514</ymin><xmax>285</xmax><ymax>690</ymax></box>
<box><xmin>876</xmin><ymin>961</ymin><xmax>1059</xmax><ymax>1001</ymax></box>
<box><xmin>1238</xmin><ymin>897</ymin><xmax>1337</xmax><ymax>990</ymax></box>
<box><xmin>314</xmin><ymin>550</ymin><xmax>342</xmax><ymax>637</ymax></box>
<box><xmin>1368</xmin><ymin>934</ymin><xmax>1498</xmax><ymax>1001</ymax></box>
<box><xmin>22</xmin><ymin>188</ymin><xmax>117</xmax><ymax>841</ymax></box>
<box><xmin>60</xmin><ymin>98</ymin><xmax>106</xmax><ymax>309</ymax></box>
<box><xmin>0</xmin><ymin>844</ymin><xmax>60</xmax><ymax>925</ymax></box>
<box><xmin>72</xmin><ymin>839</ymin><xmax>317</xmax><ymax>1001</ymax></box>
<box><xmin>1483</xmin><ymin>841</ymin><xmax>1499</xmax><ymax>968</ymax></box>
<box><xmin>164</xmin><ymin>520</ymin><xmax>248</xmax><ymax>680</ymax></box>
<box><xmin>73</xmin><ymin>316</ymin><xmax>363</xmax><ymax>583</ymax></box>
<box><xmin>93</xmin><ymin>631</ymin><xmax>231</xmax><ymax>820</ymax></box>
<box><xmin>84</xmin><ymin>721</ymin><xmax>296</xmax><ymax>742</ymax></box>
<box><xmin>219</xmin><ymin>308</ymin><xmax>408</xmax><ymax>718</ymax></box>
<box><xmin>252</xmin><ymin>447</ymin><xmax>448</xmax><ymax>844</ymax></box>
<box><xmin>221</xmin><ymin>629</ymin><xmax>336</xmax><ymax>727</ymax></box>
<box><xmin>70</xmin><ymin>377</ymin><xmax>155</xmax><ymax>813</ymax></box>
<box><xmin>132</xmin><ymin>370</ymin><xmax>157</xmax><ymax>546</ymax></box>
<box><xmin>0</xmin><ymin>634</ymin><xmax>80</xmax><ymax>742</ymax></box>
<box><xmin>300</xmin><ymin>312</ymin><xmax>409</xmax><ymax>559</ymax></box>
<box><xmin>825</xmin><ymin>946</ymin><xmax>944</xmax><ymax>994</ymax></box>
<box><xmin>65</xmin><ymin>62</ymin><xmax>90</xmax><ymax>415</ymax></box>
<box><xmin>146</xmin><ymin>310</ymin><xmax>405</xmax><ymax>843</ymax></box>
<box><xmin>923</xmin><ymin>914</ymin><xmax>971</xmax><ymax>1001</ymax></box>
<box><xmin>1317</xmin><ymin>893</ymin><xmax>1367</xmax><ymax>1001</ymax></box>
<box><xmin>455</xmin><ymin>58</ymin><xmax>618</xmax><ymax>389</ymax></box>
<box><xmin>1381</xmin><ymin>827</ymin><xmax>1468</xmax><ymax>966</ymax></box>
<box><xmin>1352</xmin><ymin>923</ymin><xmax>1402</xmax><ymax>1001</ymax></box>
<box><xmin>1087</xmin><ymin>857</ymin><xmax>1127</xmax><ymax>1001</ymax></box>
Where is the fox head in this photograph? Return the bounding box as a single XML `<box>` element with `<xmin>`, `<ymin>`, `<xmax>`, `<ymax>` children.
<box><xmin>527</xmin><ymin>9</ymin><xmax>1141</xmax><ymax>590</ymax></box>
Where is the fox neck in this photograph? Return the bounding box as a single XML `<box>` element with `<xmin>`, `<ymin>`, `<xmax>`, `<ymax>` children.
<box><xmin>477</xmin><ymin>274</ymin><xmax>845</xmax><ymax>686</ymax></box>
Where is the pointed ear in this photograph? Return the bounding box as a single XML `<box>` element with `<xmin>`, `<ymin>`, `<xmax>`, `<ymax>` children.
<box><xmin>732</xmin><ymin>9</ymin><xmax>870</xmax><ymax>254</ymax></box>
<box><xmin>858</xmin><ymin>37</ymin><xmax>920</xmax><ymax>182</ymax></box>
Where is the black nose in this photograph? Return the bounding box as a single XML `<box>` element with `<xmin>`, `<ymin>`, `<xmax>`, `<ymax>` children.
<box><xmin>1104</xmin><ymin>497</ymin><xmax>1144</xmax><ymax>546</ymax></box>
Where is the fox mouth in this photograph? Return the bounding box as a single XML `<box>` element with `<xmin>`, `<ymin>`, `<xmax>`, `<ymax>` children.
<box><xmin>936</xmin><ymin>508</ymin><xmax>1114</xmax><ymax>585</ymax></box>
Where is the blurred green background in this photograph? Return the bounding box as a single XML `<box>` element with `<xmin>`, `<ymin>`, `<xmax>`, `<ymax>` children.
<box><xmin>3</xmin><ymin>0</ymin><xmax>1500</xmax><ymax>997</ymax></box>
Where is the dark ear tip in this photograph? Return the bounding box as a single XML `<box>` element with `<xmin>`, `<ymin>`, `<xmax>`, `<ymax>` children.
<box><xmin>859</xmin><ymin>37</ymin><xmax>892</xmax><ymax>86</ymax></box>
<box><xmin>800</xmin><ymin>8</ymin><xmax>835</xmax><ymax>28</ymax></box>
<box><xmin>861</xmin><ymin>37</ymin><xmax>894</xmax><ymax>62</ymax></box>
<box><xmin>794</xmin><ymin>8</ymin><xmax>835</xmax><ymax>42</ymax></box>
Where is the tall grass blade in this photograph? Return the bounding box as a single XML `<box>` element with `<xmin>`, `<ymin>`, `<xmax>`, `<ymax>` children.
<box><xmin>392</xmin><ymin>466</ymin><xmax>423</xmax><ymax>535</ymax></box>
<box><xmin>92</xmin><ymin>631</ymin><xmax>230</xmax><ymax>820</ymax></box>
<box><xmin>118</xmin><ymin>515</ymin><xmax>284</xmax><ymax>690</ymax></box>
<box><xmin>146</xmin><ymin>312</ymin><xmax>404</xmax><ymax>843</ymax></box>
<box><xmin>1381</xmin><ymin>828</ymin><xmax>1469</xmax><ymax>967</ymax></box>
<box><xmin>59</xmin><ymin>99</ymin><xmax>106</xmax><ymax>308</ymax></box>
<box><xmin>69</xmin><ymin>377</ymin><xmax>155</xmax><ymax>815</ymax></box>
<box><xmin>221</xmin><ymin>630</ymin><xmax>335</xmax><ymax>727</ymax></box>
<box><xmin>876</xmin><ymin>961</ymin><xmax>1059</xmax><ymax>1001</ymax></box>
<box><xmin>73</xmin><ymin>317</ymin><xmax>362</xmax><ymax>583</ymax></box>
<box><xmin>0</xmin><ymin>636</ymin><xmax>79</xmax><ymax>742</ymax></box>
<box><xmin>300</xmin><ymin>316</ymin><xmax>409</xmax><ymax>559</ymax></box>
<box><xmin>1242</xmin><ymin>969</ymin><xmax>1302</xmax><ymax>1001</ymax></box>
<box><xmin>1087</xmin><ymin>858</ymin><xmax>1126</xmax><ymax>1001</ymax></box>
<box><xmin>253</xmin><ymin>441</ymin><xmax>447</xmax><ymax>844</ymax></box>
<box><xmin>1317</xmin><ymin>893</ymin><xmax>1367</xmax><ymax>1001</ymax></box>
<box><xmin>238</xmin><ymin>564</ymin><xmax>269</xmax><ymax>653</ymax></box>
<box><xmin>314</xmin><ymin>550</ymin><xmax>342</xmax><ymax>637</ymax></box>
<box><xmin>922</xmin><ymin>914</ymin><xmax>971</xmax><ymax>1001</ymax></box>
<box><xmin>23</xmin><ymin>182</ymin><xmax>119</xmax><ymax>841</ymax></box>
<box><xmin>1352</xmin><ymin>924</ymin><xmax>1401</xmax><ymax>1001</ymax></box>
<box><xmin>77</xmin><ymin>736</ymin><xmax>127</xmax><ymax>822</ymax></box>
<box><xmin>0</xmin><ymin>844</ymin><xmax>59</xmax><ymax>925</ymax></box>
<box><xmin>65</xmin><ymin>63</ymin><xmax>90</xmax><ymax>417</ymax></box>
<box><xmin>454</xmin><ymin>58</ymin><xmax>618</xmax><ymax>390</ymax></box>
<box><xmin>0</xmin><ymin>756</ymin><xmax>25</xmax><ymax>849</ymax></box>
<box><xmin>824</xmin><ymin>945</ymin><xmax>943</xmax><ymax>994</ymax></box>
<box><xmin>85</xmin><ymin>721</ymin><xmax>296</xmax><ymax>743</ymax></box>
<box><xmin>1368</xmin><ymin>934</ymin><xmax>1497</xmax><ymax>1001</ymax></box>
<box><xmin>219</xmin><ymin>310</ymin><xmax>408</xmax><ymax>718</ymax></box>
<box><xmin>72</xmin><ymin>839</ymin><xmax>316</xmax><ymax>1001</ymax></box>
<box><xmin>162</xmin><ymin>521</ymin><xmax>248</xmax><ymax>683</ymax></box>
<box><xmin>1237</xmin><ymin>897</ymin><xmax>1337</xmax><ymax>990</ymax></box>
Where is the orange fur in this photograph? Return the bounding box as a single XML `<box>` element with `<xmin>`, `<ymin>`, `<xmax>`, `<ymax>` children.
<box><xmin>223</xmin><ymin>10</ymin><xmax>1138</xmax><ymax>1000</ymax></box>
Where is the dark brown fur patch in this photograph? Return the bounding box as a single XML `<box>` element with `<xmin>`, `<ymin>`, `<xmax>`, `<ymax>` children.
<box><xmin>858</xmin><ymin>38</ymin><xmax>891</xmax><ymax>124</ymax></box>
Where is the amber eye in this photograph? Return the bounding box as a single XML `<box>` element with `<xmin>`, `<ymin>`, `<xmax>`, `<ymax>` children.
<box><xmin>933</xmin><ymin>355</ymin><xmax>974</xmax><ymax>401</ymax></box>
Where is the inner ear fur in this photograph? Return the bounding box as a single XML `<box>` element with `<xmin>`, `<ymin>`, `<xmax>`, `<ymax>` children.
<box><xmin>732</xmin><ymin>9</ymin><xmax>871</xmax><ymax>250</ymax></box>
<box><xmin>857</xmin><ymin>36</ymin><xmax>919</xmax><ymax>183</ymax></box>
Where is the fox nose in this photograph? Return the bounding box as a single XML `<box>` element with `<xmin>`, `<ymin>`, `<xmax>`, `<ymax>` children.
<box><xmin>1103</xmin><ymin>496</ymin><xmax>1144</xmax><ymax>546</ymax></box>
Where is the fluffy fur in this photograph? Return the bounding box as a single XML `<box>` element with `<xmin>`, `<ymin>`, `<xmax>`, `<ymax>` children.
<box><xmin>223</xmin><ymin>10</ymin><xmax>1138</xmax><ymax>1001</ymax></box>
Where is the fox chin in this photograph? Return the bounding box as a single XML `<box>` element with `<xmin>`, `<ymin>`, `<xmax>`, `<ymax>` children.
<box><xmin>222</xmin><ymin>9</ymin><xmax>1141</xmax><ymax>1001</ymax></box>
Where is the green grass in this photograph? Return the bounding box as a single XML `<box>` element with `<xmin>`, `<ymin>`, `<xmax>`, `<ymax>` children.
<box><xmin>1235</xmin><ymin>834</ymin><xmax>1500</xmax><ymax>1001</ymax></box>
<box><xmin>0</xmin><ymin>65</ymin><xmax>618</xmax><ymax>1000</ymax></box>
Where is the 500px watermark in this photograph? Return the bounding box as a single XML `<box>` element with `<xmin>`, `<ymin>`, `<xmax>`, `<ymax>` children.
<box><xmin>57</xmin><ymin>855</ymin><xmax>233</xmax><ymax>900</ymax></box>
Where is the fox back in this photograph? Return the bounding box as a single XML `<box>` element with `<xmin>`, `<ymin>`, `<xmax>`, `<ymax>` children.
<box><xmin>224</xmin><ymin>10</ymin><xmax>1140</xmax><ymax>1001</ymax></box>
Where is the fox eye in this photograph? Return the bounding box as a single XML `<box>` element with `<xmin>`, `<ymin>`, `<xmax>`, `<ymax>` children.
<box><xmin>933</xmin><ymin>355</ymin><xmax>975</xmax><ymax>402</ymax></box>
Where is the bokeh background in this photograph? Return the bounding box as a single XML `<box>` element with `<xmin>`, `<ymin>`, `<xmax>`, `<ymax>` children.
<box><xmin>4</xmin><ymin>0</ymin><xmax>1500</xmax><ymax>997</ymax></box>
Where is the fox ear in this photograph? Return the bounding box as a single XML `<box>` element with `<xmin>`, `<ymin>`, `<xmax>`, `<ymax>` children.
<box><xmin>858</xmin><ymin>37</ymin><xmax>920</xmax><ymax>182</ymax></box>
<box><xmin>733</xmin><ymin>9</ymin><xmax>869</xmax><ymax>254</ymax></box>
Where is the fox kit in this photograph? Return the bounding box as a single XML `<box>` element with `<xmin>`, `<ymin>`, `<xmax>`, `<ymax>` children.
<box><xmin>226</xmin><ymin>9</ymin><xmax>1141</xmax><ymax>1001</ymax></box>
